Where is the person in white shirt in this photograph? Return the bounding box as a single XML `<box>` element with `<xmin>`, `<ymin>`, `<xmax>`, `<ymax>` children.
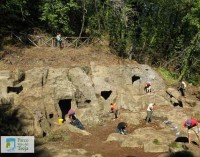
<box><xmin>146</xmin><ymin>103</ymin><xmax>156</xmax><ymax>123</ymax></box>
<box><xmin>178</xmin><ymin>81</ymin><xmax>187</xmax><ymax>97</ymax></box>
<box><xmin>144</xmin><ymin>81</ymin><xmax>151</xmax><ymax>93</ymax></box>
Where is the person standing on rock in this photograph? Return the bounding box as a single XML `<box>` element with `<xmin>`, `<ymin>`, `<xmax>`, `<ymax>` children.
<box><xmin>145</xmin><ymin>103</ymin><xmax>156</xmax><ymax>123</ymax></box>
<box><xmin>110</xmin><ymin>103</ymin><xmax>119</xmax><ymax>120</ymax></box>
<box><xmin>144</xmin><ymin>81</ymin><xmax>152</xmax><ymax>93</ymax></box>
<box><xmin>181</xmin><ymin>118</ymin><xmax>200</xmax><ymax>144</ymax></box>
<box><xmin>178</xmin><ymin>80</ymin><xmax>187</xmax><ymax>97</ymax></box>
<box><xmin>116</xmin><ymin>122</ymin><xmax>128</xmax><ymax>135</ymax></box>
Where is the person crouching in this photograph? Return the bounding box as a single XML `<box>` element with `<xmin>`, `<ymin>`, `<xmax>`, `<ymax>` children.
<box><xmin>116</xmin><ymin>122</ymin><xmax>128</xmax><ymax>135</ymax></box>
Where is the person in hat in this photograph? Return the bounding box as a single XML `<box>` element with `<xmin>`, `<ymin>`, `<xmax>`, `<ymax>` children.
<box><xmin>181</xmin><ymin>118</ymin><xmax>200</xmax><ymax>144</ymax></box>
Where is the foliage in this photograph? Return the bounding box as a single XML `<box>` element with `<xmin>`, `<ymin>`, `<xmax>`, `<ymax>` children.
<box><xmin>39</xmin><ymin>0</ymin><xmax>80</xmax><ymax>35</ymax></box>
<box><xmin>42</xmin><ymin>130</ymin><xmax>70</xmax><ymax>142</ymax></box>
<box><xmin>153</xmin><ymin>139</ymin><xmax>161</xmax><ymax>145</ymax></box>
<box><xmin>169</xmin><ymin>142</ymin><xmax>179</xmax><ymax>149</ymax></box>
<box><xmin>157</xmin><ymin>68</ymin><xmax>178</xmax><ymax>85</ymax></box>
<box><xmin>0</xmin><ymin>0</ymin><xmax>200</xmax><ymax>84</ymax></box>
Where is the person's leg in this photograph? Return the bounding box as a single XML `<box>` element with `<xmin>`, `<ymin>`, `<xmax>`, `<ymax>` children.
<box><xmin>149</xmin><ymin>111</ymin><xmax>153</xmax><ymax>122</ymax></box>
<box><xmin>59</xmin><ymin>41</ymin><xmax>61</xmax><ymax>49</ymax></box>
<box><xmin>180</xmin><ymin>88</ymin><xmax>184</xmax><ymax>96</ymax></box>
<box><xmin>188</xmin><ymin>132</ymin><xmax>191</xmax><ymax>144</ymax></box>
<box><xmin>182</xmin><ymin>89</ymin><xmax>185</xmax><ymax>96</ymax></box>
<box><xmin>114</xmin><ymin>110</ymin><xmax>118</xmax><ymax>119</ymax></box>
<box><xmin>146</xmin><ymin>87</ymin><xmax>149</xmax><ymax>93</ymax></box>
<box><xmin>146</xmin><ymin>111</ymin><xmax>151</xmax><ymax>123</ymax></box>
<box><xmin>197</xmin><ymin>134</ymin><xmax>200</xmax><ymax>143</ymax></box>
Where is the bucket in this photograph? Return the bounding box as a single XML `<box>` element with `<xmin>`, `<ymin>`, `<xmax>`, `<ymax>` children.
<box><xmin>58</xmin><ymin>118</ymin><xmax>63</xmax><ymax>124</ymax></box>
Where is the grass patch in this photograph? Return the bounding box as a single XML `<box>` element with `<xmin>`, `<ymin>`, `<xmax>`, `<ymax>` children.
<box><xmin>169</xmin><ymin>142</ymin><xmax>179</xmax><ymax>148</ymax></box>
<box><xmin>157</xmin><ymin>67</ymin><xmax>179</xmax><ymax>85</ymax></box>
<box><xmin>153</xmin><ymin>139</ymin><xmax>161</xmax><ymax>145</ymax></box>
<box><xmin>41</xmin><ymin>130</ymin><xmax>70</xmax><ymax>143</ymax></box>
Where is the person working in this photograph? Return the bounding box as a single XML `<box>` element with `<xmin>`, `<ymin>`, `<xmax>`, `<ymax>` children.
<box><xmin>145</xmin><ymin>103</ymin><xmax>156</xmax><ymax>123</ymax></box>
<box><xmin>144</xmin><ymin>81</ymin><xmax>151</xmax><ymax>93</ymax></box>
<box><xmin>110</xmin><ymin>103</ymin><xmax>119</xmax><ymax>120</ymax></box>
<box><xmin>70</xmin><ymin>115</ymin><xmax>85</xmax><ymax>130</ymax></box>
<box><xmin>181</xmin><ymin>118</ymin><xmax>200</xmax><ymax>144</ymax></box>
<box><xmin>116</xmin><ymin>122</ymin><xmax>128</xmax><ymax>135</ymax></box>
<box><xmin>178</xmin><ymin>80</ymin><xmax>187</xmax><ymax>97</ymax></box>
<box><xmin>68</xmin><ymin>109</ymin><xmax>75</xmax><ymax>119</ymax></box>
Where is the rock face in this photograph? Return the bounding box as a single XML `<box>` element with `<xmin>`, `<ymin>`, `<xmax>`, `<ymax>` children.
<box><xmin>0</xmin><ymin>64</ymin><xmax>167</xmax><ymax>137</ymax></box>
<box><xmin>1</xmin><ymin>63</ymin><xmax>200</xmax><ymax>157</ymax></box>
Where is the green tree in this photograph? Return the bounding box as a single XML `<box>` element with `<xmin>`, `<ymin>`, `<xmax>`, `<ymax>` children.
<box><xmin>39</xmin><ymin>0</ymin><xmax>79</xmax><ymax>35</ymax></box>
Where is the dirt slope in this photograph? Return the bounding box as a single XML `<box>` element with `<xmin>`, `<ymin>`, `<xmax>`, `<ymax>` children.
<box><xmin>0</xmin><ymin>45</ymin><xmax>137</xmax><ymax>71</ymax></box>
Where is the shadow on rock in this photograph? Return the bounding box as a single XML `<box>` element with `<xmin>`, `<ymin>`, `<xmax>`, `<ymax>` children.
<box><xmin>2</xmin><ymin>141</ymin><xmax>52</xmax><ymax>157</ymax></box>
<box><xmin>170</xmin><ymin>150</ymin><xmax>195</xmax><ymax>157</ymax></box>
<box><xmin>0</xmin><ymin>100</ymin><xmax>52</xmax><ymax>157</ymax></box>
<box><xmin>175</xmin><ymin>137</ymin><xmax>188</xmax><ymax>143</ymax></box>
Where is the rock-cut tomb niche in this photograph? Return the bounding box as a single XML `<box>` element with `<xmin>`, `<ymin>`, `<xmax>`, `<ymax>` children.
<box><xmin>101</xmin><ymin>90</ymin><xmax>112</xmax><ymax>100</ymax></box>
<box><xmin>58</xmin><ymin>99</ymin><xmax>72</xmax><ymax>121</ymax></box>
<box><xmin>132</xmin><ymin>75</ymin><xmax>140</xmax><ymax>84</ymax></box>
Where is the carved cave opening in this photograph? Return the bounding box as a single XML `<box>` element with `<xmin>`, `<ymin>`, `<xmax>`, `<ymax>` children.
<box><xmin>7</xmin><ymin>85</ymin><xmax>23</xmax><ymax>94</ymax></box>
<box><xmin>58</xmin><ymin>99</ymin><xmax>71</xmax><ymax>121</ymax></box>
<box><xmin>49</xmin><ymin>113</ymin><xmax>54</xmax><ymax>119</ymax></box>
<box><xmin>132</xmin><ymin>75</ymin><xmax>140</xmax><ymax>84</ymax></box>
<box><xmin>101</xmin><ymin>90</ymin><xmax>112</xmax><ymax>100</ymax></box>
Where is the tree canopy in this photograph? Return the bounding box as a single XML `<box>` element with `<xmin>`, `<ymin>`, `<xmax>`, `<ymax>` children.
<box><xmin>0</xmin><ymin>0</ymin><xmax>199</xmax><ymax>84</ymax></box>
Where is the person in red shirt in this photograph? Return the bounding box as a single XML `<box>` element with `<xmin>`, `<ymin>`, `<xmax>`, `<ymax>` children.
<box><xmin>181</xmin><ymin>118</ymin><xmax>200</xmax><ymax>144</ymax></box>
<box><xmin>110</xmin><ymin>103</ymin><xmax>118</xmax><ymax>120</ymax></box>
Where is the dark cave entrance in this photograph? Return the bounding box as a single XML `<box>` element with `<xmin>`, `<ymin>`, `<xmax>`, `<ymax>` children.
<box><xmin>132</xmin><ymin>75</ymin><xmax>140</xmax><ymax>84</ymax></box>
<box><xmin>58</xmin><ymin>99</ymin><xmax>71</xmax><ymax>120</ymax></box>
<box><xmin>101</xmin><ymin>90</ymin><xmax>112</xmax><ymax>100</ymax></box>
<box><xmin>7</xmin><ymin>85</ymin><xmax>23</xmax><ymax>94</ymax></box>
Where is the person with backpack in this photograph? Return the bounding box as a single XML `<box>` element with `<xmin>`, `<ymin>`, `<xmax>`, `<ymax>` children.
<box><xmin>145</xmin><ymin>103</ymin><xmax>156</xmax><ymax>123</ymax></box>
<box><xmin>181</xmin><ymin>119</ymin><xmax>200</xmax><ymax>144</ymax></box>
<box><xmin>178</xmin><ymin>80</ymin><xmax>187</xmax><ymax>97</ymax></box>
<box><xmin>116</xmin><ymin>122</ymin><xmax>128</xmax><ymax>135</ymax></box>
<box><xmin>110</xmin><ymin>103</ymin><xmax>119</xmax><ymax>120</ymax></box>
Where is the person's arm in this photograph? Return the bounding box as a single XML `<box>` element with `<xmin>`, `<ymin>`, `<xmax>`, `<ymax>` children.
<box><xmin>180</xmin><ymin>122</ymin><xmax>186</xmax><ymax>133</ymax></box>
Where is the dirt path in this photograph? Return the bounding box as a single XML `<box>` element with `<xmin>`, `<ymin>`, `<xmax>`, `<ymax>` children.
<box><xmin>47</xmin><ymin>118</ymin><xmax>162</xmax><ymax>157</ymax></box>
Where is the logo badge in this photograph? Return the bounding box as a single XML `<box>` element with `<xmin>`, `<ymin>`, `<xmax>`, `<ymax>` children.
<box><xmin>1</xmin><ymin>136</ymin><xmax>34</xmax><ymax>153</ymax></box>
<box><xmin>6</xmin><ymin>138</ymin><xmax>16</xmax><ymax>152</ymax></box>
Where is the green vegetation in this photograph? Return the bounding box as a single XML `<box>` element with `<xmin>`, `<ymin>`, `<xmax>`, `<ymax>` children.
<box><xmin>42</xmin><ymin>130</ymin><xmax>70</xmax><ymax>143</ymax></box>
<box><xmin>0</xmin><ymin>0</ymin><xmax>199</xmax><ymax>84</ymax></box>
<box><xmin>169</xmin><ymin>142</ymin><xmax>180</xmax><ymax>149</ymax></box>
<box><xmin>153</xmin><ymin>139</ymin><xmax>161</xmax><ymax>145</ymax></box>
<box><xmin>157</xmin><ymin>68</ymin><xmax>178</xmax><ymax>85</ymax></box>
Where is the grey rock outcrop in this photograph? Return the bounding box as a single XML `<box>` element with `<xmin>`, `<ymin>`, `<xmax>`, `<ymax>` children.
<box><xmin>0</xmin><ymin>63</ymin><xmax>168</xmax><ymax>137</ymax></box>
